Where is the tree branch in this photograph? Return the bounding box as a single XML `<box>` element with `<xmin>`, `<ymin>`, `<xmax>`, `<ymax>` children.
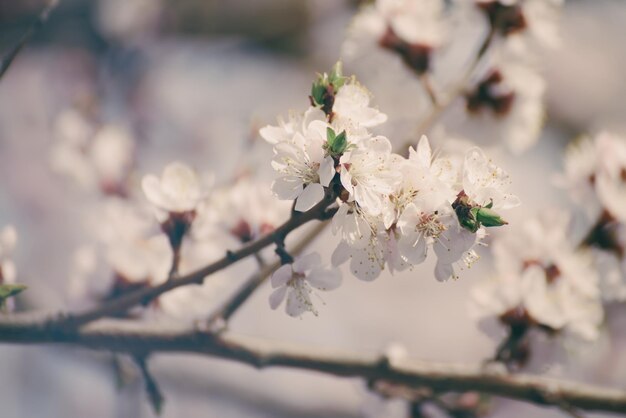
<box><xmin>0</xmin><ymin>0</ymin><xmax>60</xmax><ymax>81</ymax></box>
<box><xmin>0</xmin><ymin>317</ymin><xmax>624</xmax><ymax>415</ymax></box>
<box><xmin>54</xmin><ymin>192</ymin><xmax>336</xmax><ymax>329</ymax></box>
<box><xmin>207</xmin><ymin>222</ymin><xmax>328</xmax><ymax>326</ymax></box>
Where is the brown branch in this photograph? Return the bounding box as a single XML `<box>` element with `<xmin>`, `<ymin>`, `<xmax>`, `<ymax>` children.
<box><xmin>54</xmin><ymin>192</ymin><xmax>336</xmax><ymax>329</ymax></box>
<box><xmin>207</xmin><ymin>222</ymin><xmax>329</xmax><ymax>325</ymax></box>
<box><xmin>0</xmin><ymin>0</ymin><xmax>60</xmax><ymax>81</ymax></box>
<box><xmin>0</xmin><ymin>317</ymin><xmax>624</xmax><ymax>415</ymax></box>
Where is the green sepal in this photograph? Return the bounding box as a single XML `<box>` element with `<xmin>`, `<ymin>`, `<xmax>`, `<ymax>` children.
<box><xmin>326</xmin><ymin>128</ymin><xmax>348</xmax><ymax>156</ymax></box>
<box><xmin>0</xmin><ymin>284</ymin><xmax>26</xmax><ymax>300</ymax></box>
<box><xmin>476</xmin><ymin>207</ymin><xmax>508</xmax><ymax>227</ymax></box>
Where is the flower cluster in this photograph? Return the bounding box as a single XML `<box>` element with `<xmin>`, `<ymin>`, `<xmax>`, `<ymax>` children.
<box><xmin>471</xmin><ymin>210</ymin><xmax>603</xmax><ymax>351</ymax></box>
<box><xmin>261</xmin><ymin>63</ymin><xmax>518</xmax><ymax>315</ymax></box>
<box><xmin>343</xmin><ymin>0</ymin><xmax>561</xmax><ymax>153</ymax></box>
<box><xmin>559</xmin><ymin>132</ymin><xmax>626</xmax><ymax>302</ymax></box>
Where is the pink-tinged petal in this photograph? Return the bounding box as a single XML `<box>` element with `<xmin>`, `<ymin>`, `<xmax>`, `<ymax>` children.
<box><xmin>294</xmin><ymin>183</ymin><xmax>324</xmax><ymax>212</ymax></box>
<box><xmin>331</xmin><ymin>241</ymin><xmax>351</xmax><ymax>267</ymax></box>
<box><xmin>269</xmin><ymin>286</ymin><xmax>287</xmax><ymax>310</ymax></box>
<box><xmin>319</xmin><ymin>156</ymin><xmax>336</xmax><ymax>187</ymax></box>
<box><xmin>272</xmin><ymin>176</ymin><xmax>304</xmax><ymax>200</ymax></box>
<box><xmin>307</xmin><ymin>267</ymin><xmax>342</xmax><ymax>291</ymax></box>
<box><xmin>434</xmin><ymin>260</ymin><xmax>454</xmax><ymax>282</ymax></box>
<box><xmin>286</xmin><ymin>288</ymin><xmax>311</xmax><ymax>317</ymax></box>
<box><xmin>271</xmin><ymin>264</ymin><xmax>293</xmax><ymax>288</ymax></box>
<box><xmin>293</xmin><ymin>252</ymin><xmax>322</xmax><ymax>273</ymax></box>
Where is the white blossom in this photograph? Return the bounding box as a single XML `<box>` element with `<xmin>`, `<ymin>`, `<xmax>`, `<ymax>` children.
<box><xmin>470</xmin><ymin>210</ymin><xmax>603</xmax><ymax>341</ymax></box>
<box><xmin>142</xmin><ymin>161</ymin><xmax>210</xmax><ymax>214</ymax></box>
<box><xmin>270</xmin><ymin>120</ymin><xmax>335</xmax><ymax>212</ymax></box>
<box><xmin>339</xmin><ymin>136</ymin><xmax>399</xmax><ymax>216</ymax></box>
<box><xmin>331</xmin><ymin>83</ymin><xmax>387</xmax><ymax>138</ymax></box>
<box><xmin>462</xmin><ymin>146</ymin><xmax>520</xmax><ymax>209</ymax></box>
<box><xmin>194</xmin><ymin>177</ymin><xmax>291</xmax><ymax>243</ymax></box>
<box><xmin>269</xmin><ymin>253</ymin><xmax>342</xmax><ymax>317</ymax></box>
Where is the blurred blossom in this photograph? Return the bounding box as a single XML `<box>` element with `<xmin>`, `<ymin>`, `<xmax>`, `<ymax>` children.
<box><xmin>471</xmin><ymin>209</ymin><xmax>603</xmax><ymax>342</ymax></box>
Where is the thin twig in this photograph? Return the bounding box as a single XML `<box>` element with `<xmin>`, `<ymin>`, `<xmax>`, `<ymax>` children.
<box><xmin>0</xmin><ymin>0</ymin><xmax>60</xmax><ymax>81</ymax></box>
<box><xmin>0</xmin><ymin>318</ymin><xmax>623</xmax><ymax>415</ymax></box>
<box><xmin>54</xmin><ymin>192</ymin><xmax>336</xmax><ymax>329</ymax></box>
<box><xmin>134</xmin><ymin>355</ymin><xmax>165</xmax><ymax>415</ymax></box>
<box><xmin>207</xmin><ymin>222</ymin><xmax>328</xmax><ymax>325</ymax></box>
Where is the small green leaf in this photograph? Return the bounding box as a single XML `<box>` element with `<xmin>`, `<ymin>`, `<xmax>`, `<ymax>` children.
<box><xmin>311</xmin><ymin>81</ymin><xmax>327</xmax><ymax>106</ymax></box>
<box><xmin>326</xmin><ymin>127</ymin><xmax>336</xmax><ymax>144</ymax></box>
<box><xmin>329</xmin><ymin>61</ymin><xmax>345</xmax><ymax>89</ymax></box>
<box><xmin>331</xmin><ymin>130</ymin><xmax>348</xmax><ymax>154</ymax></box>
<box><xmin>476</xmin><ymin>207</ymin><xmax>508</xmax><ymax>227</ymax></box>
<box><xmin>0</xmin><ymin>284</ymin><xmax>26</xmax><ymax>300</ymax></box>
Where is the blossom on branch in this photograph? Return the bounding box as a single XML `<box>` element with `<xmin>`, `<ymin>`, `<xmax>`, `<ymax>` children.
<box><xmin>269</xmin><ymin>253</ymin><xmax>342</xmax><ymax>317</ymax></box>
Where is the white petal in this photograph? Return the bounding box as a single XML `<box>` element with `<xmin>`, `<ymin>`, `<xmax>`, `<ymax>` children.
<box><xmin>350</xmin><ymin>246</ymin><xmax>384</xmax><ymax>281</ymax></box>
<box><xmin>293</xmin><ymin>252</ymin><xmax>322</xmax><ymax>273</ymax></box>
<box><xmin>331</xmin><ymin>241</ymin><xmax>351</xmax><ymax>267</ymax></box>
<box><xmin>414</xmin><ymin>135</ymin><xmax>432</xmax><ymax>167</ymax></box>
<box><xmin>269</xmin><ymin>286</ymin><xmax>287</xmax><ymax>309</ymax></box>
<box><xmin>272</xmin><ymin>176</ymin><xmax>304</xmax><ymax>200</ymax></box>
<box><xmin>339</xmin><ymin>163</ymin><xmax>354</xmax><ymax>195</ymax></box>
<box><xmin>286</xmin><ymin>288</ymin><xmax>311</xmax><ymax>317</ymax></box>
<box><xmin>332</xmin><ymin>204</ymin><xmax>349</xmax><ymax>235</ymax></box>
<box><xmin>142</xmin><ymin>175</ymin><xmax>165</xmax><ymax>207</ymax></box>
<box><xmin>260</xmin><ymin>125</ymin><xmax>287</xmax><ymax>144</ymax></box>
<box><xmin>398</xmin><ymin>235</ymin><xmax>427</xmax><ymax>265</ymax></box>
<box><xmin>307</xmin><ymin>267</ymin><xmax>342</xmax><ymax>291</ymax></box>
<box><xmin>294</xmin><ymin>183</ymin><xmax>324</xmax><ymax>212</ymax></box>
<box><xmin>319</xmin><ymin>156</ymin><xmax>336</xmax><ymax>187</ymax></box>
<box><xmin>271</xmin><ymin>264</ymin><xmax>293</xmax><ymax>288</ymax></box>
<box><xmin>434</xmin><ymin>260</ymin><xmax>454</xmax><ymax>282</ymax></box>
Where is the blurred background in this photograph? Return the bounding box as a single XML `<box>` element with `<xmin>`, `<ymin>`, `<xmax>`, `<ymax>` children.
<box><xmin>1</xmin><ymin>0</ymin><xmax>626</xmax><ymax>417</ymax></box>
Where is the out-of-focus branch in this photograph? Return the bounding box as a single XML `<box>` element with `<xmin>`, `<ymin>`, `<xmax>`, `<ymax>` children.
<box><xmin>0</xmin><ymin>317</ymin><xmax>624</xmax><ymax>415</ymax></box>
<box><xmin>0</xmin><ymin>0</ymin><xmax>60</xmax><ymax>81</ymax></box>
<box><xmin>54</xmin><ymin>192</ymin><xmax>337</xmax><ymax>329</ymax></box>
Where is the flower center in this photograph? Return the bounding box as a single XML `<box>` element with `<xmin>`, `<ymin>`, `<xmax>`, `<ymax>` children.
<box><xmin>417</xmin><ymin>212</ymin><xmax>446</xmax><ymax>238</ymax></box>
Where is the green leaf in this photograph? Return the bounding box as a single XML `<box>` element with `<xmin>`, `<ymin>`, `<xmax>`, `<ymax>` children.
<box><xmin>476</xmin><ymin>207</ymin><xmax>508</xmax><ymax>228</ymax></box>
<box><xmin>326</xmin><ymin>127</ymin><xmax>336</xmax><ymax>144</ymax></box>
<box><xmin>331</xmin><ymin>130</ymin><xmax>348</xmax><ymax>154</ymax></box>
<box><xmin>311</xmin><ymin>81</ymin><xmax>327</xmax><ymax>106</ymax></box>
<box><xmin>329</xmin><ymin>61</ymin><xmax>345</xmax><ymax>89</ymax></box>
<box><xmin>325</xmin><ymin>128</ymin><xmax>348</xmax><ymax>156</ymax></box>
<box><xmin>0</xmin><ymin>284</ymin><xmax>26</xmax><ymax>300</ymax></box>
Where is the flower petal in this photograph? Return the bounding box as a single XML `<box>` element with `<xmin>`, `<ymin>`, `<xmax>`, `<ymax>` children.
<box><xmin>307</xmin><ymin>267</ymin><xmax>342</xmax><ymax>291</ymax></box>
<box><xmin>294</xmin><ymin>183</ymin><xmax>324</xmax><ymax>212</ymax></box>
<box><xmin>293</xmin><ymin>252</ymin><xmax>322</xmax><ymax>273</ymax></box>
<box><xmin>269</xmin><ymin>286</ymin><xmax>287</xmax><ymax>310</ymax></box>
<box><xmin>271</xmin><ymin>264</ymin><xmax>292</xmax><ymax>288</ymax></box>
